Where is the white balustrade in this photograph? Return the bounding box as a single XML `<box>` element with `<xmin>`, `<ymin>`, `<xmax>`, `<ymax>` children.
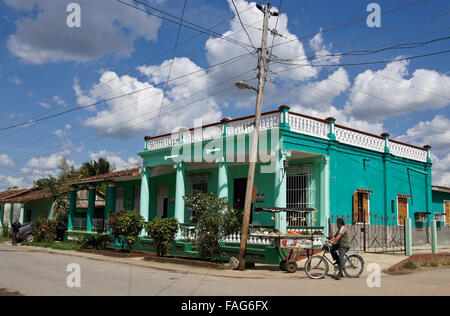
<box><xmin>145</xmin><ymin>110</ymin><xmax>428</xmax><ymax>163</ymax></box>
<box><xmin>288</xmin><ymin>113</ymin><xmax>328</xmax><ymax>139</ymax></box>
<box><xmin>335</xmin><ymin>126</ymin><xmax>385</xmax><ymax>153</ymax></box>
<box><xmin>389</xmin><ymin>141</ymin><xmax>428</xmax><ymax>163</ymax></box>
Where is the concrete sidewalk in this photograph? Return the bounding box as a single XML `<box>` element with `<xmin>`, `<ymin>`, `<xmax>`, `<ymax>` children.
<box><xmin>0</xmin><ymin>242</ymin><xmax>428</xmax><ymax>279</ymax></box>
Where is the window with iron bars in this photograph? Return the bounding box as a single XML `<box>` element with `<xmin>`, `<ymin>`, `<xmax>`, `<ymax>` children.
<box><xmin>286</xmin><ymin>164</ymin><xmax>314</xmax><ymax>227</ymax></box>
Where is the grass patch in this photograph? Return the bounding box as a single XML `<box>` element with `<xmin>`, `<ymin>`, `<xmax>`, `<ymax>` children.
<box><xmin>0</xmin><ymin>237</ymin><xmax>11</xmax><ymax>243</ymax></box>
<box><xmin>21</xmin><ymin>241</ymin><xmax>81</xmax><ymax>251</ymax></box>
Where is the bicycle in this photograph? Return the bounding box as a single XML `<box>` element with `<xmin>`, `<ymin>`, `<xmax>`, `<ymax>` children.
<box><xmin>304</xmin><ymin>241</ymin><xmax>365</xmax><ymax>279</ymax></box>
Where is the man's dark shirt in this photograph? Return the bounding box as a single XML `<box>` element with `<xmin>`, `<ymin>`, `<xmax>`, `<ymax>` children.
<box><xmin>11</xmin><ymin>222</ymin><xmax>21</xmax><ymax>233</ymax></box>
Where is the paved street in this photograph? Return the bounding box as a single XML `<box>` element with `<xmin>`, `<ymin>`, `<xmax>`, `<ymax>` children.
<box><xmin>0</xmin><ymin>244</ymin><xmax>449</xmax><ymax>296</ymax></box>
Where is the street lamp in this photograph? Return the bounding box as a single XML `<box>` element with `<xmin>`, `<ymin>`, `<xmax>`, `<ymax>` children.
<box><xmin>235</xmin><ymin>81</ymin><xmax>258</xmax><ymax>92</ymax></box>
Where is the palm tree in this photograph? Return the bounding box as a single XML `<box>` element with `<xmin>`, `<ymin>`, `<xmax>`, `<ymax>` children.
<box><xmin>79</xmin><ymin>158</ymin><xmax>112</xmax><ymax>178</ymax></box>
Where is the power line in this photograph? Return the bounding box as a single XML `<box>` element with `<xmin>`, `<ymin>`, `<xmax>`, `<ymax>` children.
<box><xmin>231</xmin><ymin>0</ymin><xmax>256</xmax><ymax>49</ymax></box>
<box><xmin>3</xmin><ymin>64</ymin><xmax>257</xmax><ymax>164</ymax></box>
<box><xmin>268</xmin><ymin>0</ymin><xmax>431</xmax><ymax>50</ymax></box>
<box><xmin>116</xmin><ymin>0</ymin><xmax>256</xmax><ymax>54</ymax></box>
<box><xmin>270</xmin><ymin>49</ymin><xmax>450</xmax><ymax>68</ymax></box>
<box><xmin>155</xmin><ymin>0</ymin><xmax>187</xmax><ymax>129</ymax></box>
<box><xmin>0</xmin><ymin>53</ymin><xmax>251</xmax><ymax>132</ymax></box>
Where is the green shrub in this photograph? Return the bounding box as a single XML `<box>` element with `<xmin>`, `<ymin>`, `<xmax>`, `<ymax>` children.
<box><xmin>2</xmin><ymin>225</ymin><xmax>9</xmax><ymax>238</ymax></box>
<box><xmin>402</xmin><ymin>261</ymin><xmax>417</xmax><ymax>270</ymax></box>
<box><xmin>184</xmin><ymin>191</ymin><xmax>242</xmax><ymax>261</ymax></box>
<box><xmin>145</xmin><ymin>217</ymin><xmax>179</xmax><ymax>257</ymax></box>
<box><xmin>78</xmin><ymin>234</ymin><xmax>111</xmax><ymax>250</ymax></box>
<box><xmin>33</xmin><ymin>218</ymin><xmax>57</xmax><ymax>242</ymax></box>
<box><xmin>109</xmin><ymin>210</ymin><xmax>145</xmax><ymax>252</ymax></box>
<box><xmin>430</xmin><ymin>262</ymin><xmax>439</xmax><ymax>268</ymax></box>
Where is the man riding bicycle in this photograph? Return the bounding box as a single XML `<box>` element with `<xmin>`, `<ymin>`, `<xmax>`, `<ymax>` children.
<box><xmin>329</xmin><ymin>218</ymin><xmax>351</xmax><ymax>280</ymax></box>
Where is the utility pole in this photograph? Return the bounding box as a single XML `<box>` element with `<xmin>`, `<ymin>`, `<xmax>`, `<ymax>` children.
<box><xmin>238</xmin><ymin>3</ymin><xmax>275</xmax><ymax>271</ymax></box>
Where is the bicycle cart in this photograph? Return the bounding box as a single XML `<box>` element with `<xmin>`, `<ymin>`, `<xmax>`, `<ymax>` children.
<box><xmin>250</xmin><ymin>207</ymin><xmax>326</xmax><ymax>273</ymax></box>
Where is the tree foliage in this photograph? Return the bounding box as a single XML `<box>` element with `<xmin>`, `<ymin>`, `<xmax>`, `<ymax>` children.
<box><xmin>108</xmin><ymin>210</ymin><xmax>145</xmax><ymax>252</ymax></box>
<box><xmin>145</xmin><ymin>217</ymin><xmax>179</xmax><ymax>257</ymax></box>
<box><xmin>184</xmin><ymin>191</ymin><xmax>242</xmax><ymax>261</ymax></box>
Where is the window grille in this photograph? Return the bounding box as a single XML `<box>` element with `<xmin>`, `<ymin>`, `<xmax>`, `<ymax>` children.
<box><xmin>286</xmin><ymin>164</ymin><xmax>314</xmax><ymax>227</ymax></box>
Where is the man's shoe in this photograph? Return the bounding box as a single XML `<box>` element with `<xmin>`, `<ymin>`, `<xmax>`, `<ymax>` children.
<box><xmin>334</xmin><ymin>273</ymin><xmax>344</xmax><ymax>280</ymax></box>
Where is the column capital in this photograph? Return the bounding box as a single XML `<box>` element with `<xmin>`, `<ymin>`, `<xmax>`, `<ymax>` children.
<box><xmin>107</xmin><ymin>181</ymin><xmax>116</xmax><ymax>187</ymax></box>
<box><xmin>174</xmin><ymin>162</ymin><xmax>185</xmax><ymax>171</ymax></box>
<box><xmin>140</xmin><ymin>166</ymin><xmax>152</xmax><ymax>175</ymax></box>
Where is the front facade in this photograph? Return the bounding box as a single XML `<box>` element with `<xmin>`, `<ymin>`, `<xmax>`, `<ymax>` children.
<box><xmin>137</xmin><ymin>106</ymin><xmax>433</xmax><ymax>235</ymax></box>
<box><xmin>63</xmin><ymin>106</ymin><xmax>441</xmax><ymax>258</ymax></box>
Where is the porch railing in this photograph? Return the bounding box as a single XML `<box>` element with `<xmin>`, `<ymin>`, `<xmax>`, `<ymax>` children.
<box><xmin>144</xmin><ymin>108</ymin><xmax>428</xmax><ymax>163</ymax></box>
<box><xmin>180</xmin><ymin>225</ymin><xmax>273</xmax><ymax>245</ymax></box>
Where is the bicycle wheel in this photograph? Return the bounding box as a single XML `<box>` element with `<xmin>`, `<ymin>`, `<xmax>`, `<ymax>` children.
<box><xmin>343</xmin><ymin>254</ymin><xmax>365</xmax><ymax>278</ymax></box>
<box><xmin>304</xmin><ymin>255</ymin><xmax>329</xmax><ymax>279</ymax></box>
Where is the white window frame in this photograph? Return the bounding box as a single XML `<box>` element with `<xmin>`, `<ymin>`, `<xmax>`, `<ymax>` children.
<box><xmin>115</xmin><ymin>188</ymin><xmax>124</xmax><ymax>213</ymax></box>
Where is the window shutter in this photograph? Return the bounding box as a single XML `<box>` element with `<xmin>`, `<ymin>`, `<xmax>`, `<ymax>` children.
<box><xmin>362</xmin><ymin>193</ymin><xmax>369</xmax><ymax>223</ymax></box>
<box><xmin>353</xmin><ymin>192</ymin><xmax>358</xmax><ymax>224</ymax></box>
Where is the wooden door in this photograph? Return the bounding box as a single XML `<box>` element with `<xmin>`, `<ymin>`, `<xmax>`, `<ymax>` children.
<box><xmin>445</xmin><ymin>201</ymin><xmax>450</xmax><ymax>226</ymax></box>
<box><xmin>353</xmin><ymin>192</ymin><xmax>369</xmax><ymax>223</ymax></box>
<box><xmin>398</xmin><ymin>197</ymin><xmax>408</xmax><ymax>225</ymax></box>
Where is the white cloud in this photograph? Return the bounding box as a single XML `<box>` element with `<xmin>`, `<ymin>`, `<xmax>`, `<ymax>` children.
<box><xmin>0</xmin><ymin>174</ymin><xmax>26</xmax><ymax>191</ymax></box>
<box><xmin>88</xmin><ymin>150</ymin><xmax>141</xmax><ymax>171</ymax></box>
<box><xmin>397</xmin><ymin>115</ymin><xmax>450</xmax><ymax>156</ymax></box>
<box><xmin>290</xmin><ymin>67</ymin><xmax>350</xmax><ymax>111</ymax></box>
<box><xmin>290</xmin><ymin>104</ymin><xmax>385</xmax><ymax>136</ymax></box>
<box><xmin>431</xmin><ymin>154</ymin><xmax>450</xmax><ymax>187</ymax></box>
<box><xmin>53</xmin><ymin>95</ymin><xmax>67</xmax><ymax>107</ymax></box>
<box><xmin>0</xmin><ymin>154</ymin><xmax>14</xmax><ymax>168</ymax></box>
<box><xmin>8</xmin><ymin>76</ymin><xmax>22</xmax><ymax>84</ymax></box>
<box><xmin>396</xmin><ymin>115</ymin><xmax>450</xmax><ymax>186</ymax></box>
<box><xmin>344</xmin><ymin>59</ymin><xmax>450</xmax><ymax>122</ymax></box>
<box><xmin>21</xmin><ymin>152</ymin><xmax>73</xmax><ymax>179</ymax></box>
<box><xmin>82</xmin><ymin>58</ymin><xmax>222</xmax><ymax>138</ymax></box>
<box><xmin>5</xmin><ymin>0</ymin><xmax>162</xmax><ymax>64</ymax></box>
<box><xmin>38</xmin><ymin>101</ymin><xmax>51</xmax><ymax>109</ymax></box>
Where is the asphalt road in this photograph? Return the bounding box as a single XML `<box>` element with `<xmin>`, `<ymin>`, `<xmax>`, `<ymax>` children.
<box><xmin>0</xmin><ymin>244</ymin><xmax>449</xmax><ymax>296</ymax></box>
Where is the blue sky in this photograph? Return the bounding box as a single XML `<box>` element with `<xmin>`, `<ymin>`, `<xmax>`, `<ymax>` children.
<box><xmin>0</xmin><ymin>0</ymin><xmax>449</xmax><ymax>190</ymax></box>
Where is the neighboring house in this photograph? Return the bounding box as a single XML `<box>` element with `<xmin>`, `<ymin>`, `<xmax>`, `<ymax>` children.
<box><xmin>432</xmin><ymin>186</ymin><xmax>450</xmax><ymax>226</ymax></box>
<box><xmin>0</xmin><ymin>188</ymin><xmax>56</xmax><ymax>225</ymax></box>
<box><xmin>63</xmin><ymin>168</ymin><xmax>141</xmax><ymax>232</ymax></box>
<box><xmin>0</xmin><ymin>187</ymin><xmax>105</xmax><ymax>233</ymax></box>
<box><xmin>62</xmin><ymin>106</ymin><xmax>441</xmax><ymax>259</ymax></box>
<box><xmin>0</xmin><ymin>188</ymin><xmax>33</xmax><ymax>234</ymax></box>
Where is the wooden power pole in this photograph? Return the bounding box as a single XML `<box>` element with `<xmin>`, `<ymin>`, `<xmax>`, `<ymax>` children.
<box><xmin>238</xmin><ymin>3</ymin><xmax>273</xmax><ymax>271</ymax></box>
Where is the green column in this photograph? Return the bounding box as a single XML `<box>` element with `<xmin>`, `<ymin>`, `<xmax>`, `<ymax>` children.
<box><xmin>320</xmin><ymin>156</ymin><xmax>331</xmax><ymax>236</ymax></box>
<box><xmin>326</xmin><ymin>117</ymin><xmax>336</xmax><ymax>141</ymax></box>
<box><xmin>0</xmin><ymin>204</ymin><xmax>3</xmax><ymax>235</ymax></box>
<box><xmin>105</xmin><ymin>183</ymin><xmax>116</xmax><ymax>233</ymax></box>
<box><xmin>19</xmin><ymin>204</ymin><xmax>24</xmax><ymax>223</ymax></box>
<box><xmin>8</xmin><ymin>204</ymin><xmax>13</xmax><ymax>228</ymax></box>
<box><xmin>0</xmin><ymin>204</ymin><xmax>3</xmax><ymax>227</ymax></box>
<box><xmin>87</xmin><ymin>186</ymin><xmax>96</xmax><ymax>232</ymax></box>
<box><xmin>274</xmin><ymin>149</ymin><xmax>291</xmax><ymax>234</ymax></box>
<box><xmin>431</xmin><ymin>220</ymin><xmax>438</xmax><ymax>254</ymax></box>
<box><xmin>279</xmin><ymin>105</ymin><xmax>291</xmax><ymax>131</ymax></box>
<box><xmin>405</xmin><ymin>218</ymin><xmax>413</xmax><ymax>256</ymax></box>
<box><xmin>48</xmin><ymin>202</ymin><xmax>54</xmax><ymax>220</ymax></box>
<box><xmin>140</xmin><ymin>167</ymin><xmax>151</xmax><ymax>236</ymax></box>
<box><xmin>68</xmin><ymin>188</ymin><xmax>77</xmax><ymax>231</ymax></box>
<box><xmin>217</xmin><ymin>158</ymin><xmax>228</xmax><ymax>201</ymax></box>
<box><xmin>174</xmin><ymin>162</ymin><xmax>186</xmax><ymax>238</ymax></box>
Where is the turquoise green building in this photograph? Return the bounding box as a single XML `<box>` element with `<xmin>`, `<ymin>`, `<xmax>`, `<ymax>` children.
<box><xmin>63</xmin><ymin>106</ymin><xmax>442</xmax><ymax>259</ymax></box>
<box><xmin>432</xmin><ymin>186</ymin><xmax>450</xmax><ymax>226</ymax></box>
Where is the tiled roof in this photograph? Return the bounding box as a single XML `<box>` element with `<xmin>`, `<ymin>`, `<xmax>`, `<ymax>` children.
<box><xmin>63</xmin><ymin>167</ymin><xmax>142</xmax><ymax>185</ymax></box>
<box><xmin>432</xmin><ymin>185</ymin><xmax>450</xmax><ymax>193</ymax></box>
<box><xmin>0</xmin><ymin>188</ymin><xmax>59</xmax><ymax>203</ymax></box>
<box><xmin>0</xmin><ymin>188</ymin><xmax>33</xmax><ymax>202</ymax></box>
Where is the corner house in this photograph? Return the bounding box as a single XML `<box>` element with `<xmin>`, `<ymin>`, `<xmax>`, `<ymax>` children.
<box><xmin>63</xmin><ymin>106</ymin><xmax>441</xmax><ymax>261</ymax></box>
